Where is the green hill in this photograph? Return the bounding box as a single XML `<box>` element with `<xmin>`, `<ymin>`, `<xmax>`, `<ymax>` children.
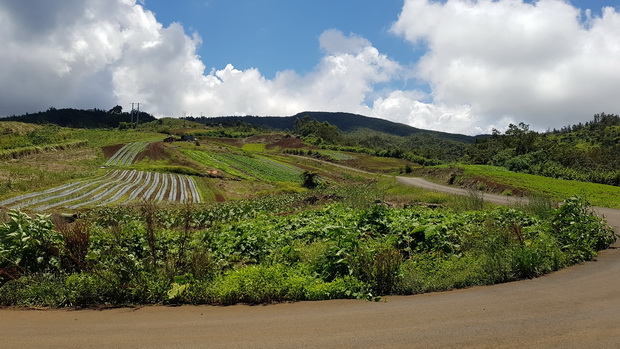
<box><xmin>3</xmin><ymin>107</ymin><xmax>156</xmax><ymax>128</ymax></box>
<box><xmin>185</xmin><ymin>111</ymin><xmax>477</xmax><ymax>143</ymax></box>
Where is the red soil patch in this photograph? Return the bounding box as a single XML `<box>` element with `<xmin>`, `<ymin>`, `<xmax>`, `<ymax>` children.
<box><xmin>215</xmin><ymin>193</ymin><xmax>225</xmax><ymax>202</ymax></box>
<box><xmin>266</xmin><ymin>137</ymin><xmax>305</xmax><ymax>149</ymax></box>
<box><xmin>102</xmin><ymin>144</ymin><xmax>124</xmax><ymax>159</ymax></box>
<box><xmin>244</xmin><ymin>134</ymin><xmax>285</xmax><ymax>144</ymax></box>
<box><xmin>134</xmin><ymin>142</ymin><xmax>168</xmax><ymax>162</ymax></box>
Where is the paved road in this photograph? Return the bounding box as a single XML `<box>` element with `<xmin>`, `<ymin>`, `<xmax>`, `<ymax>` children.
<box><xmin>2</xmin><ymin>176</ymin><xmax>620</xmax><ymax>348</ymax></box>
<box><xmin>396</xmin><ymin>176</ymin><xmax>620</xmax><ymax>231</ymax></box>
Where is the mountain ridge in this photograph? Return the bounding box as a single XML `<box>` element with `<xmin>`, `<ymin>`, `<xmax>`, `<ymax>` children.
<box><xmin>185</xmin><ymin>111</ymin><xmax>478</xmax><ymax>143</ymax></box>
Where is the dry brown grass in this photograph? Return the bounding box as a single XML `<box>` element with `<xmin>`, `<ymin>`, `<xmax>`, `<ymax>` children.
<box><xmin>340</xmin><ymin>154</ymin><xmax>409</xmax><ymax>173</ymax></box>
<box><xmin>13</xmin><ymin>148</ymin><xmax>98</xmax><ymax>172</ymax></box>
<box><xmin>266</xmin><ymin>137</ymin><xmax>305</xmax><ymax>150</ymax></box>
<box><xmin>0</xmin><ymin>121</ymin><xmax>42</xmax><ymax>135</ymax></box>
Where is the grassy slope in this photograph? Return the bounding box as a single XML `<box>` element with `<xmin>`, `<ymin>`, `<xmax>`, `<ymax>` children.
<box><xmin>460</xmin><ymin>165</ymin><xmax>620</xmax><ymax>209</ymax></box>
<box><xmin>0</xmin><ymin>121</ymin><xmax>42</xmax><ymax>134</ymax></box>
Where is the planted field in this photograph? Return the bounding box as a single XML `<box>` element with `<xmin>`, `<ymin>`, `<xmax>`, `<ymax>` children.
<box><xmin>0</xmin><ymin>170</ymin><xmax>201</xmax><ymax>211</ymax></box>
<box><xmin>241</xmin><ymin>143</ymin><xmax>267</xmax><ymax>152</ymax></box>
<box><xmin>182</xmin><ymin>149</ymin><xmax>302</xmax><ymax>182</ymax></box>
<box><xmin>214</xmin><ymin>153</ymin><xmax>302</xmax><ymax>182</ymax></box>
<box><xmin>105</xmin><ymin>142</ymin><xmax>149</xmax><ymax>166</ymax></box>
<box><xmin>318</xmin><ymin>150</ymin><xmax>356</xmax><ymax>160</ymax></box>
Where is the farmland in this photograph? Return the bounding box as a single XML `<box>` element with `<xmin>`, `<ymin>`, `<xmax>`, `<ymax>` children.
<box><xmin>105</xmin><ymin>142</ymin><xmax>149</xmax><ymax>166</ymax></box>
<box><xmin>0</xmin><ymin>118</ymin><xmax>618</xmax><ymax>309</ymax></box>
<box><xmin>181</xmin><ymin>148</ymin><xmax>303</xmax><ymax>182</ymax></box>
<box><xmin>0</xmin><ymin>169</ymin><xmax>201</xmax><ymax>211</ymax></box>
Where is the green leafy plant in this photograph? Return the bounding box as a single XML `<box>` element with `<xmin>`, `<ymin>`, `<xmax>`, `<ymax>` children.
<box><xmin>550</xmin><ymin>196</ymin><xmax>616</xmax><ymax>262</ymax></box>
<box><xmin>0</xmin><ymin>210</ymin><xmax>62</xmax><ymax>281</ymax></box>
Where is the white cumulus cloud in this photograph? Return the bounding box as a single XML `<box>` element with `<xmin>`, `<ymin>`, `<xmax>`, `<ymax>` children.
<box><xmin>390</xmin><ymin>0</ymin><xmax>620</xmax><ymax>132</ymax></box>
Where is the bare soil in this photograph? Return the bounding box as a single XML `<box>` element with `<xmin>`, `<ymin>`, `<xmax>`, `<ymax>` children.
<box><xmin>266</xmin><ymin>136</ymin><xmax>305</xmax><ymax>149</ymax></box>
<box><xmin>101</xmin><ymin>143</ymin><xmax>124</xmax><ymax>159</ymax></box>
<box><xmin>133</xmin><ymin>142</ymin><xmax>168</xmax><ymax>162</ymax></box>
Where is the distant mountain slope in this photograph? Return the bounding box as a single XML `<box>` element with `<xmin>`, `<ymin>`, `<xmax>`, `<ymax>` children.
<box><xmin>186</xmin><ymin>111</ymin><xmax>476</xmax><ymax>143</ymax></box>
<box><xmin>3</xmin><ymin>108</ymin><xmax>155</xmax><ymax>128</ymax></box>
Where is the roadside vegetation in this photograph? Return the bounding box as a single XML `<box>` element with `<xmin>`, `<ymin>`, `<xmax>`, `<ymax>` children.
<box><xmin>437</xmin><ymin>165</ymin><xmax>620</xmax><ymax>209</ymax></box>
<box><xmin>0</xmin><ymin>186</ymin><xmax>614</xmax><ymax>307</ymax></box>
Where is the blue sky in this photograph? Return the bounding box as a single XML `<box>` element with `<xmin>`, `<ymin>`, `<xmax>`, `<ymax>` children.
<box><xmin>144</xmin><ymin>0</ymin><xmax>616</xmax><ymax>79</ymax></box>
<box><xmin>1</xmin><ymin>0</ymin><xmax>619</xmax><ymax>134</ymax></box>
<box><xmin>145</xmin><ymin>0</ymin><xmax>412</xmax><ymax>78</ymax></box>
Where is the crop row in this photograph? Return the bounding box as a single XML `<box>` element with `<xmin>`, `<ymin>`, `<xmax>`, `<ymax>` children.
<box><xmin>0</xmin><ymin>170</ymin><xmax>201</xmax><ymax>211</ymax></box>
<box><xmin>184</xmin><ymin>149</ymin><xmax>302</xmax><ymax>182</ymax></box>
<box><xmin>181</xmin><ymin>149</ymin><xmax>250</xmax><ymax>179</ymax></box>
<box><xmin>105</xmin><ymin>142</ymin><xmax>149</xmax><ymax>166</ymax></box>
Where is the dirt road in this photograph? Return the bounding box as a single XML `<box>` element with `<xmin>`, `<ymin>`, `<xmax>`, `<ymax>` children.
<box><xmin>2</xmin><ymin>176</ymin><xmax>620</xmax><ymax>348</ymax></box>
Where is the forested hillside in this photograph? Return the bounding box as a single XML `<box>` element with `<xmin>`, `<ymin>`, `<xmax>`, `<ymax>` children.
<box><xmin>185</xmin><ymin>111</ymin><xmax>477</xmax><ymax>143</ymax></box>
<box><xmin>467</xmin><ymin>113</ymin><xmax>620</xmax><ymax>186</ymax></box>
<box><xmin>3</xmin><ymin>106</ymin><xmax>155</xmax><ymax>128</ymax></box>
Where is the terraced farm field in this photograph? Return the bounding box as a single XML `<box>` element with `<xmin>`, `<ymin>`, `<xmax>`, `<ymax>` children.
<box><xmin>105</xmin><ymin>142</ymin><xmax>149</xmax><ymax>166</ymax></box>
<box><xmin>183</xmin><ymin>149</ymin><xmax>302</xmax><ymax>182</ymax></box>
<box><xmin>0</xmin><ymin>170</ymin><xmax>200</xmax><ymax>211</ymax></box>
<box><xmin>317</xmin><ymin>150</ymin><xmax>356</xmax><ymax>160</ymax></box>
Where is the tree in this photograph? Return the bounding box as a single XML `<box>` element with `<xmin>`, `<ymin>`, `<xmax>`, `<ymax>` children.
<box><xmin>293</xmin><ymin>115</ymin><xmax>341</xmax><ymax>144</ymax></box>
<box><xmin>504</xmin><ymin>122</ymin><xmax>537</xmax><ymax>155</ymax></box>
<box><xmin>108</xmin><ymin>105</ymin><xmax>123</xmax><ymax>114</ymax></box>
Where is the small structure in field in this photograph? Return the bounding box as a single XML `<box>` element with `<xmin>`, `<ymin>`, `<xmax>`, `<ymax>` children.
<box><xmin>164</xmin><ymin>134</ymin><xmax>196</xmax><ymax>143</ymax></box>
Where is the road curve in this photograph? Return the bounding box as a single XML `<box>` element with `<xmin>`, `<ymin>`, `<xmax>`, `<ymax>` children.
<box><xmin>2</xmin><ymin>176</ymin><xmax>620</xmax><ymax>348</ymax></box>
<box><xmin>396</xmin><ymin>176</ymin><xmax>620</xmax><ymax>234</ymax></box>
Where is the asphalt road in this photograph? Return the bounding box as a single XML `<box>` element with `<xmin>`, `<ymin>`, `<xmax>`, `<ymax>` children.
<box><xmin>396</xmin><ymin>176</ymin><xmax>620</xmax><ymax>231</ymax></box>
<box><xmin>2</xmin><ymin>176</ymin><xmax>620</xmax><ymax>348</ymax></box>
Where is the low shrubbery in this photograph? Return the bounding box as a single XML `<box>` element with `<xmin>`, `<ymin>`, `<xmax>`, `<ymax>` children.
<box><xmin>0</xmin><ymin>192</ymin><xmax>615</xmax><ymax>307</ymax></box>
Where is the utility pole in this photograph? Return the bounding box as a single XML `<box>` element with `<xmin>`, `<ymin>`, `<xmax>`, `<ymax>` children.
<box><xmin>130</xmin><ymin>103</ymin><xmax>140</xmax><ymax>128</ymax></box>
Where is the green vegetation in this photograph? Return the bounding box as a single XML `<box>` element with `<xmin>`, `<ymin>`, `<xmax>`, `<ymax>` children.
<box><xmin>241</xmin><ymin>143</ymin><xmax>267</xmax><ymax>152</ymax></box>
<box><xmin>137</xmin><ymin>117</ymin><xmax>205</xmax><ymax>134</ymax></box>
<box><xmin>0</xmin><ymin>188</ymin><xmax>614</xmax><ymax>307</ymax></box>
<box><xmin>181</xmin><ymin>148</ymin><xmax>302</xmax><ymax>182</ymax></box>
<box><xmin>4</xmin><ymin>106</ymin><xmax>156</xmax><ymax>128</ymax></box>
<box><xmin>467</xmin><ymin>114</ymin><xmax>620</xmax><ymax>186</ymax></box>
<box><xmin>449</xmin><ymin>165</ymin><xmax>620</xmax><ymax>209</ymax></box>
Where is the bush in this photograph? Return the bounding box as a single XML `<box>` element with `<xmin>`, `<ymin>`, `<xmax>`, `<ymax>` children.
<box><xmin>0</xmin><ymin>210</ymin><xmax>62</xmax><ymax>282</ymax></box>
<box><xmin>301</xmin><ymin>171</ymin><xmax>320</xmax><ymax>189</ymax></box>
<box><xmin>550</xmin><ymin>196</ymin><xmax>617</xmax><ymax>263</ymax></box>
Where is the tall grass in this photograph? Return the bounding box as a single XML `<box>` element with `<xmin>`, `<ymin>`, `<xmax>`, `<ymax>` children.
<box><xmin>0</xmin><ymin>140</ymin><xmax>88</xmax><ymax>160</ymax></box>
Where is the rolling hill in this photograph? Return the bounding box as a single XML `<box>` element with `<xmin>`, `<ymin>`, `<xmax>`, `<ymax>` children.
<box><xmin>185</xmin><ymin>111</ymin><xmax>478</xmax><ymax>143</ymax></box>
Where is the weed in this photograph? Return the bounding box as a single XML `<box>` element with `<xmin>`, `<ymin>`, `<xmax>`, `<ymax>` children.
<box><xmin>141</xmin><ymin>200</ymin><xmax>158</xmax><ymax>268</ymax></box>
<box><xmin>53</xmin><ymin>216</ymin><xmax>91</xmax><ymax>272</ymax></box>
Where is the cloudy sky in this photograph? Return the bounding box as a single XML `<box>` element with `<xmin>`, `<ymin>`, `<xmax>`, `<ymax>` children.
<box><xmin>1</xmin><ymin>0</ymin><xmax>619</xmax><ymax>135</ymax></box>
